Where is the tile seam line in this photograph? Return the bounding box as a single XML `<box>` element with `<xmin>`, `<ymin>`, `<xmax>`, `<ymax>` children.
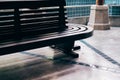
<box><xmin>80</xmin><ymin>40</ymin><xmax>120</xmax><ymax>67</ymax></box>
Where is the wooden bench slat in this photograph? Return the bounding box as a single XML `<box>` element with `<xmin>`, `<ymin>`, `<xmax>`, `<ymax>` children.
<box><xmin>0</xmin><ymin>26</ymin><xmax>14</xmax><ymax>32</ymax></box>
<box><xmin>21</xmin><ymin>26</ymin><xmax>60</xmax><ymax>36</ymax></box>
<box><xmin>0</xmin><ymin>16</ymin><xmax>14</xmax><ymax>21</ymax></box>
<box><xmin>20</xmin><ymin>13</ymin><xmax>60</xmax><ymax>19</ymax></box>
<box><xmin>0</xmin><ymin>0</ymin><xmax>65</xmax><ymax>9</ymax></box>
<box><xmin>0</xmin><ymin>20</ymin><xmax>14</xmax><ymax>26</ymax></box>
<box><xmin>19</xmin><ymin>8</ymin><xmax>61</xmax><ymax>14</ymax></box>
<box><xmin>21</xmin><ymin>22</ymin><xmax>60</xmax><ymax>32</ymax></box>
<box><xmin>20</xmin><ymin>17</ymin><xmax>59</xmax><ymax>24</ymax></box>
<box><xmin>21</xmin><ymin>20</ymin><xmax>59</xmax><ymax>26</ymax></box>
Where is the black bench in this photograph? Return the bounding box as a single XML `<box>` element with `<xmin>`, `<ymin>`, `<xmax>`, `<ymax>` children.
<box><xmin>0</xmin><ymin>0</ymin><xmax>93</xmax><ymax>58</ymax></box>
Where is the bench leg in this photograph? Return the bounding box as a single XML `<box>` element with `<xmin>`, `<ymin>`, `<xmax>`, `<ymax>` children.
<box><xmin>52</xmin><ymin>41</ymin><xmax>80</xmax><ymax>58</ymax></box>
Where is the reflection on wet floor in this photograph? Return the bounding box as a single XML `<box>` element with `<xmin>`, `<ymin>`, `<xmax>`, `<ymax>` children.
<box><xmin>15</xmin><ymin>50</ymin><xmax>120</xmax><ymax>73</ymax></box>
<box><xmin>0</xmin><ymin>27</ymin><xmax>120</xmax><ymax>80</ymax></box>
<box><xmin>0</xmin><ymin>45</ymin><xmax>120</xmax><ymax>80</ymax></box>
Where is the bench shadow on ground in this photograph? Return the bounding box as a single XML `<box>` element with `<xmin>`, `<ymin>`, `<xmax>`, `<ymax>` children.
<box><xmin>0</xmin><ymin>47</ymin><xmax>78</xmax><ymax>80</ymax></box>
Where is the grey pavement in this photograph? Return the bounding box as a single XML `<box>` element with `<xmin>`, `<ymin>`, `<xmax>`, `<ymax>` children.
<box><xmin>0</xmin><ymin>26</ymin><xmax>120</xmax><ymax>80</ymax></box>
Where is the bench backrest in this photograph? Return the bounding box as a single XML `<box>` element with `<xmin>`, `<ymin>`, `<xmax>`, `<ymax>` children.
<box><xmin>0</xmin><ymin>0</ymin><xmax>67</xmax><ymax>41</ymax></box>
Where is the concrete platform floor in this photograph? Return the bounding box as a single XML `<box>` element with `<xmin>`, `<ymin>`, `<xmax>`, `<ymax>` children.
<box><xmin>0</xmin><ymin>27</ymin><xmax>120</xmax><ymax>80</ymax></box>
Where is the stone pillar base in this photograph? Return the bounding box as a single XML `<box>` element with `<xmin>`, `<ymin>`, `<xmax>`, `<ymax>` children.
<box><xmin>88</xmin><ymin>5</ymin><xmax>110</xmax><ymax>30</ymax></box>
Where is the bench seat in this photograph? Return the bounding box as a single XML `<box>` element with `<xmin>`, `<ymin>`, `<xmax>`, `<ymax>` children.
<box><xmin>0</xmin><ymin>24</ymin><xmax>93</xmax><ymax>55</ymax></box>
